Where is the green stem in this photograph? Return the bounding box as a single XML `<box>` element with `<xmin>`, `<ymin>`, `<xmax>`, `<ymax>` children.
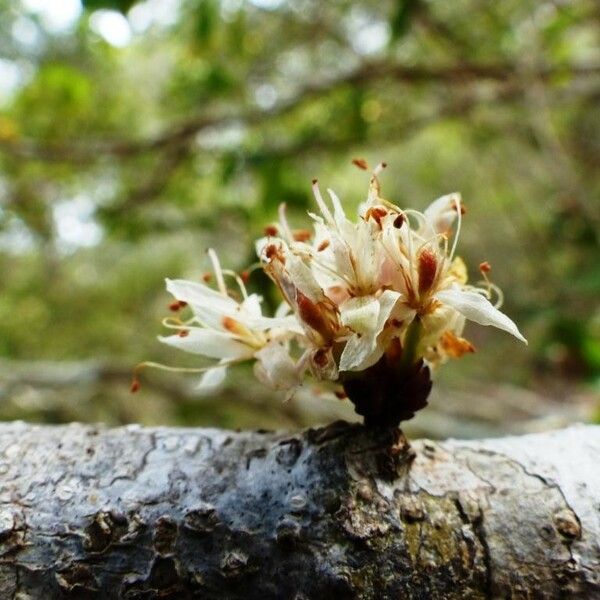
<box><xmin>399</xmin><ymin>318</ymin><xmax>422</xmax><ymax>371</ymax></box>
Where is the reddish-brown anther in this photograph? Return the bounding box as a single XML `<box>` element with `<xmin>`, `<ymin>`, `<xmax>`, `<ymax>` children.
<box><xmin>240</xmin><ymin>270</ymin><xmax>250</xmax><ymax>283</ymax></box>
<box><xmin>293</xmin><ymin>229</ymin><xmax>312</xmax><ymax>242</ymax></box>
<box><xmin>440</xmin><ymin>331</ymin><xmax>475</xmax><ymax>357</ymax></box>
<box><xmin>393</xmin><ymin>213</ymin><xmax>405</xmax><ymax>228</ymax></box>
<box><xmin>169</xmin><ymin>301</ymin><xmax>182</xmax><ymax>312</ymax></box>
<box><xmin>202</xmin><ymin>272</ymin><xmax>212</xmax><ymax>283</ymax></box>
<box><xmin>264</xmin><ymin>225</ymin><xmax>278</xmax><ymax>237</ymax></box>
<box><xmin>417</xmin><ymin>248</ymin><xmax>438</xmax><ymax>295</ymax></box>
<box><xmin>178</xmin><ymin>329</ymin><xmax>190</xmax><ymax>338</ymax></box>
<box><xmin>265</xmin><ymin>244</ymin><xmax>279</xmax><ymax>260</ymax></box>
<box><xmin>313</xmin><ymin>348</ymin><xmax>330</xmax><ymax>368</ymax></box>
<box><xmin>130</xmin><ymin>378</ymin><xmax>141</xmax><ymax>393</ymax></box>
<box><xmin>479</xmin><ymin>261</ymin><xmax>492</xmax><ymax>273</ymax></box>
<box><xmin>365</xmin><ymin>206</ymin><xmax>387</xmax><ymax>227</ymax></box>
<box><xmin>222</xmin><ymin>316</ymin><xmax>239</xmax><ymax>333</ymax></box>
<box><xmin>297</xmin><ymin>292</ymin><xmax>337</xmax><ymax>342</ymax></box>
<box><xmin>317</xmin><ymin>239</ymin><xmax>330</xmax><ymax>252</ymax></box>
<box><xmin>352</xmin><ymin>158</ymin><xmax>369</xmax><ymax>171</ymax></box>
<box><xmin>453</xmin><ymin>199</ymin><xmax>466</xmax><ymax>215</ymax></box>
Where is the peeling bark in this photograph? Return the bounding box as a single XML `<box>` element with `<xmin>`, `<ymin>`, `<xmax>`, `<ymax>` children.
<box><xmin>0</xmin><ymin>421</ymin><xmax>598</xmax><ymax>599</ymax></box>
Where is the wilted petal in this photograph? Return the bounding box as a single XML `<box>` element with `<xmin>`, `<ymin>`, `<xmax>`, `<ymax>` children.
<box><xmin>159</xmin><ymin>329</ymin><xmax>255</xmax><ymax>359</ymax></box>
<box><xmin>435</xmin><ymin>286</ymin><xmax>527</xmax><ymax>343</ymax></box>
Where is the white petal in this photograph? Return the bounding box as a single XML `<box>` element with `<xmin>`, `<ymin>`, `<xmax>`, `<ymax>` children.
<box><xmin>340</xmin><ymin>296</ymin><xmax>380</xmax><ymax>334</ymax></box>
<box><xmin>339</xmin><ymin>290</ymin><xmax>401</xmax><ymax>371</ymax></box>
<box><xmin>326</xmin><ymin>188</ymin><xmax>346</xmax><ymax>226</ymax></box>
<box><xmin>241</xmin><ymin>294</ymin><xmax>263</xmax><ymax>318</ymax></box>
<box><xmin>424</xmin><ymin>192</ymin><xmax>460</xmax><ymax>234</ymax></box>
<box><xmin>285</xmin><ymin>254</ymin><xmax>325</xmax><ymax>302</ymax></box>
<box><xmin>197</xmin><ymin>366</ymin><xmax>228</xmax><ymax>392</ymax></box>
<box><xmin>274</xmin><ymin>302</ymin><xmax>291</xmax><ymax>318</ymax></box>
<box><xmin>166</xmin><ymin>279</ymin><xmax>237</xmax><ymax>315</ymax></box>
<box><xmin>339</xmin><ymin>333</ymin><xmax>373</xmax><ymax>372</ymax></box>
<box><xmin>435</xmin><ymin>286</ymin><xmax>527</xmax><ymax>343</ymax></box>
<box><xmin>159</xmin><ymin>329</ymin><xmax>255</xmax><ymax>359</ymax></box>
<box><xmin>254</xmin><ymin>342</ymin><xmax>301</xmax><ymax>391</ymax></box>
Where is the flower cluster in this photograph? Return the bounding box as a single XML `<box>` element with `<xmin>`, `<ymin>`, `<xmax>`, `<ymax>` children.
<box><xmin>145</xmin><ymin>163</ymin><xmax>526</xmax><ymax>426</ymax></box>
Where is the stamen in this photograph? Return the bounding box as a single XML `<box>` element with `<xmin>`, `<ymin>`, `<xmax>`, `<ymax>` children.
<box><xmin>393</xmin><ymin>214</ymin><xmax>405</xmax><ymax>228</ymax></box>
<box><xmin>311</xmin><ymin>179</ymin><xmax>334</xmax><ymax>225</ymax></box>
<box><xmin>178</xmin><ymin>329</ymin><xmax>190</xmax><ymax>337</ymax></box>
<box><xmin>240</xmin><ymin>270</ymin><xmax>250</xmax><ymax>283</ymax></box>
<box><xmin>202</xmin><ymin>272</ymin><xmax>212</xmax><ymax>283</ymax></box>
<box><xmin>317</xmin><ymin>239</ymin><xmax>330</xmax><ymax>252</ymax></box>
<box><xmin>265</xmin><ymin>244</ymin><xmax>279</xmax><ymax>260</ymax></box>
<box><xmin>130</xmin><ymin>377</ymin><xmax>141</xmax><ymax>393</ymax></box>
<box><xmin>365</xmin><ymin>206</ymin><xmax>387</xmax><ymax>227</ymax></box>
<box><xmin>478</xmin><ymin>261</ymin><xmax>493</xmax><ymax>300</ymax></box>
<box><xmin>440</xmin><ymin>331</ymin><xmax>475</xmax><ymax>358</ymax></box>
<box><xmin>222</xmin><ymin>269</ymin><xmax>249</xmax><ymax>299</ymax></box>
<box><xmin>264</xmin><ymin>225</ymin><xmax>278</xmax><ymax>237</ymax></box>
<box><xmin>169</xmin><ymin>301</ymin><xmax>182</xmax><ymax>312</ymax></box>
<box><xmin>208</xmin><ymin>248</ymin><xmax>227</xmax><ymax>296</ymax></box>
<box><xmin>278</xmin><ymin>203</ymin><xmax>294</xmax><ymax>241</ymax></box>
<box><xmin>449</xmin><ymin>194</ymin><xmax>463</xmax><ymax>261</ymax></box>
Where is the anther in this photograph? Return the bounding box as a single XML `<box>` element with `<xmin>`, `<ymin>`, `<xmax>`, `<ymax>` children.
<box><xmin>264</xmin><ymin>225</ymin><xmax>278</xmax><ymax>237</ymax></box>
<box><xmin>293</xmin><ymin>229</ymin><xmax>312</xmax><ymax>242</ymax></box>
<box><xmin>317</xmin><ymin>239</ymin><xmax>330</xmax><ymax>252</ymax></box>
<box><xmin>418</xmin><ymin>247</ymin><xmax>438</xmax><ymax>295</ymax></box>
<box><xmin>351</xmin><ymin>158</ymin><xmax>369</xmax><ymax>171</ymax></box>
<box><xmin>169</xmin><ymin>301</ymin><xmax>186</xmax><ymax>312</ymax></box>
<box><xmin>393</xmin><ymin>214</ymin><xmax>405</xmax><ymax>228</ymax></box>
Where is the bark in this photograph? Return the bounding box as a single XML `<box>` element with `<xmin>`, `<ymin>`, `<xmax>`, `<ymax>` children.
<box><xmin>0</xmin><ymin>421</ymin><xmax>598</xmax><ymax>599</ymax></box>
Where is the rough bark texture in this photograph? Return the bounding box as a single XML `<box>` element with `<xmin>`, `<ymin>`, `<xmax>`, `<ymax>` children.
<box><xmin>0</xmin><ymin>421</ymin><xmax>598</xmax><ymax>599</ymax></box>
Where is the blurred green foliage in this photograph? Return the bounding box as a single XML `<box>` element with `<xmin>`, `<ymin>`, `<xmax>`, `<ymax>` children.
<box><xmin>0</xmin><ymin>0</ymin><xmax>598</xmax><ymax>431</ymax></box>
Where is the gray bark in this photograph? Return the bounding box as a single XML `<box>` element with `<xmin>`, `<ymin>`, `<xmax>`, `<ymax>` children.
<box><xmin>0</xmin><ymin>421</ymin><xmax>598</xmax><ymax>599</ymax></box>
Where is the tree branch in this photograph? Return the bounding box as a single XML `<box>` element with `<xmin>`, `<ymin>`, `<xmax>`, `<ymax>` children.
<box><xmin>0</xmin><ymin>421</ymin><xmax>597</xmax><ymax>598</ymax></box>
<box><xmin>1</xmin><ymin>61</ymin><xmax>598</xmax><ymax>165</ymax></box>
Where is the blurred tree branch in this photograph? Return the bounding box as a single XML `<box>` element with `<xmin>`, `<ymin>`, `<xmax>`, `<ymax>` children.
<box><xmin>1</xmin><ymin>61</ymin><xmax>598</xmax><ymax>165</ymax></box>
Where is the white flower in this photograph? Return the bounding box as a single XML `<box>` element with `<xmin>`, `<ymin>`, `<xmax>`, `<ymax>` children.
<box><xmin>150</xmin><ymin>162</ymin><xmax>527</xmax><ymax>423</ymax></box>
<box><xmin>159</xmin><ymin>249</ymin><xmax>303</xmax><ymax>392</ymax></box>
